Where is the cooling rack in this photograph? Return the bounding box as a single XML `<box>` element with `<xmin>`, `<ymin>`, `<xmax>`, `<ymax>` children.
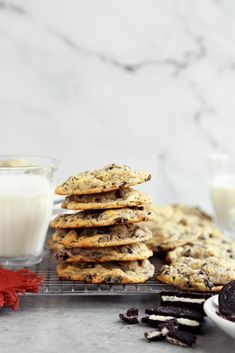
<box><xmin>26</xmin><ymin>251</ymin><xmax>171</xmax><ymax>296</ymax></box>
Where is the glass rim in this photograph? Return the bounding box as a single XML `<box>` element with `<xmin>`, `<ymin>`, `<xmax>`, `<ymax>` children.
<box><xmin>0</xmin><ymin>155</ymin><xmax>59</xmax><ymax>170</ymax></box>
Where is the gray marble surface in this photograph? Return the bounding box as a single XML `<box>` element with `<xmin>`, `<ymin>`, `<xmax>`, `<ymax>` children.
<box><xmin>1</xmin><ymin>295</ymin><xmax>234</xmax><ymax>353</ymax></box>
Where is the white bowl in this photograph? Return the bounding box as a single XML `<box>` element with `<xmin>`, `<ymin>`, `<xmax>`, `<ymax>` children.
<box><xmin>204</xmin><ymin>295</ymin><xmax>235</xmax><ymax>339</ymax></box>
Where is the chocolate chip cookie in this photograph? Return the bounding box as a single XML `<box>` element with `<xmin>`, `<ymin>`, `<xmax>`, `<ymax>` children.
<box><xmin>144</xmin><ymin>222</ymin><xmax>201</xmax><ymax>252</ymax></box>
<box><xmin>55</xmin><ymin>164</ymin><xmax>151</xmax><ymax>195</ymax></box>
<box><xmin>61</xmin><ymin>188</ymin><xmax>151</xmax><ymax>210</ymax></box>
<box><xmin>50</xmin><ymin>207</ymin><xmax>154</xmax><ymax>229</ymax></box>
<box><xmin>51</xmin><ymin>224</ymin><xmax>152</xmax><ymax>248</ymax></box>
<box><xmin>157</xmin><ymin>256</ymin><xmax>235</xmax><ymax>292</ymax></box>
<box><xmin>51</xmin><ymin>242</ymin><xmax>153</xmax><ymax>263</ymax></box>
<box><xmin>57</xmin><ymin>259</ymin><xmax>154</xmax><ymax>283</ymax></box>
<box><xmin>166</xmin><ymin>230</ymin><xmax>233</xmax><ymax>263</ymax></box>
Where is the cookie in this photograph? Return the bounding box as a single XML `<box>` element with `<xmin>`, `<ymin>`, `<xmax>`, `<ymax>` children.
<box><xmin>61</xmin><ymin>188</ymin><xmax>151</xmax><ymax>210</ymax></box>
<box><xmin>47</xmin><ymin>236</ymin><xmax>64</xmax><ymax>252</ymax></box>
<box><xmin>172</xmin><ymin>204</ymin><xmax>213</xmax><ymax>222</ymax></box>
<box><xmin>157</xmin><ymin>256</ymin><xmax>235</xmax><ymax>292</ymax></box>
<box><xmin>144</xmin><ymin>222</ymin><xmax>201</xmax><ymax>252</ymax></box>
<box><xmin>56</xmin><ymin>259</ymin><xmax>154</xmax><ymax>283</ymax></box>
<box><xmin>144</xmin><ymin>329</ymin><xmax>164</xmax><ymax>341</ymax></box>
<box><xmin>51</xmin><ymin>224</ymin><xmax>152</xmax><ymax>248</ymax></box>
<box><xmin>142</xmin><ymin>306</ymin><xmax>203</xmax><ymax>332</ymax></box>
<box><xmin>143</xmin><ymin>205</ymin><xmax>215</xmax><ymax>253</ymax></box>
<box><xmin>50</xmin><ymin>207</ymin><xmax>154</xmax><ymax>229</ymax></box>
<box><xmin>144</xmin><ymin>319</ymin><xmax>178</xmax><ymax>342</ymax></box>
<box><xmin>166</xmin><ymin>231</ymin><xmax>233</xmax><ymax>263</ymax></box>
<box><xmin>51</xmin><ymin>243</ymin><xmax>153</xmax><ymax>263</ymax></box>
<box><xmin>160</xmin><ymin>290</ymin><xmax>211</xmax><ymax>314</ymax></box>
<box><xmin>55</xmin><ymin>163</ymin><xmax>151</xmax><ymax>195</ymax></box>
<box><xmin>218</xmin><ymin>280</ymin><xmax>235</xmax><ymax>321</ymax></box>
<box><xmin>119</xmin><ymin>308</ymin><xmax>139</xmax><ymax>324</ymax></box>
<box><xmin>165</xmin><ymin>330</ymin><xmax>196</xmax><ymax>347</ymax></box>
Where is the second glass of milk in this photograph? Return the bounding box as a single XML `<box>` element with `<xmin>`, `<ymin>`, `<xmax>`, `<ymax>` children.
<box><xmin>209</xmin><ymin>153</ymin><xmax>235</xmax><ymax>237</ymax></box>
<box><xmin>0</xmin><ymin>156</ymin><xmax>58</xmax><ymax>266</ymax></box>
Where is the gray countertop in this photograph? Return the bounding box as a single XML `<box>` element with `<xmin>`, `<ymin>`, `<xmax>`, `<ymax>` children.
<box><xmin>1</xmin><ymin>295</ymin><xmax>234</xmax><ymax>353</ymax></box>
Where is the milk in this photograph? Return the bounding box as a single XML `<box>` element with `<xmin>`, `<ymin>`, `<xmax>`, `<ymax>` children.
<box><xmin>210</xmin><ymin>175</ymin><xmax>235</xmax><ymax>233</ymax></box>
<box><xmin>0</xmin><ymin>174</ymin><xmax>53</xmax><ymax>258</ymax></box>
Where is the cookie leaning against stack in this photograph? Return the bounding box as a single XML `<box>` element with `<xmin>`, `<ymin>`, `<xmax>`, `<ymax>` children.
<box><xmin>144</xmin><ymin>204</ymin><xmax>235</xmax><ymax>292</ymax></box>
<box><xmin>49</xmin><ymin>163</ymin><xmax>155</xmax><ymax>284</ymax></box>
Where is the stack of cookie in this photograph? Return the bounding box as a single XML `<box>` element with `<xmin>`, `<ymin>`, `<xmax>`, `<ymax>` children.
<box><xmin>49</xmin><ymin>164</ymin><xmax>155</xmax><ymax>284</ymax></box>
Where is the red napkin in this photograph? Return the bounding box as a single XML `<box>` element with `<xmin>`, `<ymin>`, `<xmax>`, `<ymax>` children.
<box><xmin>0</xmin><ymin>267</ymin><xmax>44</xmax><ymax>310</ymax></box>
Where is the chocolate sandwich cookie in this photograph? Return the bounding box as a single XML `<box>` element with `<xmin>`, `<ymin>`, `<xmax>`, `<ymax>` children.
<box><xmin>142</xmin><ymin>306</ymin><xmax>203</xmax><ymax>332</ymax></box>
<box><xmin>165</xmin><ymin>330</ymin><xmax>196</xmax><ymax>347</ymax></box>
<box><xmin>218</xmin><ymin>280</ymin><xmax>235</xmax><ymax>321</ymax></box>
<box><xmin>119</xmin><ymin>308</ymin><xmax>139</xmax><ymax>324</ymax></box>
<box><xmin>144</xmin><ymin>319</ymin><xmax>196</xmax><ymax>347</ymax></box>
<box><xmin>160</xmin><ymin>290</ymin><xmax>211</xmax><ymax>315</ymax></box>
<box><xmin>145</xmin><ymin>319</ymin><xmax>178</xmax><ymax>341</ymax></box>
<box><xmin>144</xmin><ymin>329</ymin><xmax>164</xmax><ymax>341</ymax></box>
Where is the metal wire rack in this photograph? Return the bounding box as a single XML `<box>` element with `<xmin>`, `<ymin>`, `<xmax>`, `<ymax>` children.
<box><xmin>26</xmin><ymin>252</ymin><xmax>171</xmax><ymax>296</ymax></box>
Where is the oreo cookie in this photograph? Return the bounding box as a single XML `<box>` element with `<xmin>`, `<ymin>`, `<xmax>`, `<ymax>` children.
<box><xmin>144</xmin><ymin>319</ymin><xmax>178</xmax><ymax>342</ymax></box>
<box><xmin>160</xmin><ymin>290</ymin><xmax>211</xmax><ymax>315</ymax></box>
<box><xmin>144</xmin><ymin>329</ymin><xmax>164</xmax><ymax>341</ymax></box>
<box><xmin>218</xmin><ymin>280</ymin><xmax>235</xmax><ymax>321</ymax></box>
<box><xmin>142</xmin><ymin>306</ymin><xmax>203</xmax><ymax>332</ymax></box>
<box><xmin>166</xmin><ymin>330</ymin><xmax>196</xmax><ymax>347</ymax></box>
<box><xmin>119</xmin><ymin>308</ymin><xmax>139</xmax><ymax>324</ymax></box>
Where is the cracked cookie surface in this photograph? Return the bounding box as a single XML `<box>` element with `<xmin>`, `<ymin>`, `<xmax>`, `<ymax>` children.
<box><xmin>55</xmin><ymin>163</ymin><xmax>151</xmax><ymax>195</ymax></box>
<box><xmin>144</xmin><ymin>222</ymin><xmax>201</xmax><ymax>252</ymax></box>
<box><xmin>57</xmin><ymin>259</ymin><xmax>154</xmax><ymax>283</ymax></box>
<box><xmin>50</xmin><ymin>207</ymin><xmax>154</xmax><ymax>228</ymax></box>
<box><xmin>49</xmin><ymin>242</ymin><xmax>153</xmax><ymax>263</ymax></box>
<box><xmin>167</xmin><ymin>232</ymin><xmax>235</xmax><ymax>263</ymax></box>
<box><xmin>61</xmin><ymin>187</ymin><xmax>151</xmax><ymax>210</ymax></box>
<box><xmin>50</xmin><ymin>224</ymin><xmax>152</xmax><ymax>248</ymax></box>
<box><xmin>157</xmin><ymin>256</ymin><xmax>235</xmax><ymax>292</ymax></box>
<box><xmin>144</xmin><ymin>205</ymin><xmax>214</xmax><ymax>252</ymax></box>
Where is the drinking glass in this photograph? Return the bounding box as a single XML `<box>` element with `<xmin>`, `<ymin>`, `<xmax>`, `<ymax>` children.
<box><xmin>208</xmin><ymin>153</ymin><xmax>235</xmax><ymax>237</ymax></box>
<box><xmin>0</xmin><ymin>155</ymin><xmax>58</xmax><ymax>266</ymax></box>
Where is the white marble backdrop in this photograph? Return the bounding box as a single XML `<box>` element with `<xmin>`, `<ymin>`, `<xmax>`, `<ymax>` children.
<box><xmin>1</xmin><ymin>0</ymin><xmax>235</xmax><ymax>210</ymax></box>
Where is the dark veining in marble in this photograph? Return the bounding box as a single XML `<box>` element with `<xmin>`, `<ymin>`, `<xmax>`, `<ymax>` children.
<box><xmin>0</xmin><ymin>0</ymin><xmax>26</xmax><ymax>15</ymax></box>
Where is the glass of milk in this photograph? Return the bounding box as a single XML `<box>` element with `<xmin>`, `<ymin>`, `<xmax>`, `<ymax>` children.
<box><xmin>0</xmin><ymin>156</ymin><xmax>58</xmax><ymax>266</ymax></box>
<box><xmin>209</xmin><ymin>153</ymin><xmax>235</xmax><ymax>237</ymax></box>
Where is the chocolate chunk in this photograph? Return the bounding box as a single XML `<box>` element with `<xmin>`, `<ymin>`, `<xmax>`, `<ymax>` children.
<box><xmin>115</xmin><ymin>189</ymin><xmax>126</xmax><ymax>198</ymax></box>
<box><xmin>219</xmin><ymin>280</ymin><xmax>235</xmax><ymax>321</ymax></box>
<box><xmin>94</xmin><ymin>196</ymin><xmax>102</xmax><ymax>202</ymax></box>
<box><xmin>54</xmin><ymin>251</ymin><xmax>69</xmax><ymax>262</ymax></box>
<box><xmin>113</xmin><ymin>217</ymin><xmax>128</xmax><ymax>224</ymax></box>
<box><xmin>126</xmin><ymin>308</ymin><xmax>139</xmax><ymax>317</ymax></box>
<box><xmin>166</xmin><ymin>330</ymin><xmax>196</xmax><ymax>347</ymax></box>
<box><xmin>144</xmin><ymin>329</ymin><xmax>164</xmax><ymax>341</ymax></box>
<box><xmin>119</xmin><ymin>308</ymin><xmax>139</xmax><ymax>324</ymax></box>
<box><xmin>105</xmin><ymin>275</ymin><xmax>122</xmax><ymax>284</ymax></box>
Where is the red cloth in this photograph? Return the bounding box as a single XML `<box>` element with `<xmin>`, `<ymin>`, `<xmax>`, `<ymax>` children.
<box><xmin>0</xmin><ymin>267</ymin><xmax>44</xmax><ymax>310</ymax></box>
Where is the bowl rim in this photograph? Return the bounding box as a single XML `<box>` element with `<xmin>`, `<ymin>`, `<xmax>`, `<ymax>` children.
<box><xmin>204</xmin><ymin>295</ymin><xmax>235</xmax><ymax>329</ymax></box>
